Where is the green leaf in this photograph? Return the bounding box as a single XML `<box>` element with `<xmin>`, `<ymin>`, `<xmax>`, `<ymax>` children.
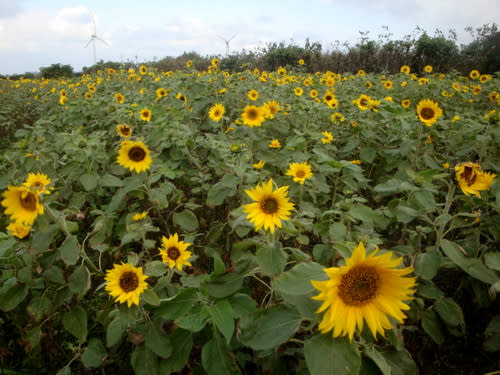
<box><xmin>381</xmin><ymin>349</ymin><xmax>418</xmax><ymax>375</ymax></box>
<box><xmin>0</xmin><ymin>282</ymin><xmax>28</xmax><ymax>312</ymax></box>
<box><xmin>304</xmin><ymin>335</ymin><xmax>361</xmax><ymax>375</ymax></box>
<box><xmin>155</xmin><ymin>288</ymin><xmax>197</xmax><ymax>320</ymax></box>
<box><xmin>363</xmin><ymin>345</ymin><xmax>391</xmax><ymax>375</ymax></box>
<box><xmin>80</xmin><ymin>173</ymin><xmax>99</xmax><ymax>191</ymax></box>
<box><xmin>81</xmin><ymin>338</ymin><xmax>107</xmax><ymax>368</ymax></box>
<box><xmin>349</xmin><ymin>204</ymin><xmax>374</xmax><ymax>224</ymax></box>
<box><xmin>142</xmin><ymin>288</ymin><xmax>160</xmax><ymax>306</ymax></box>
<box><xmin>329</xmin><ymin>222</ymin><xmax>347</xmax><ymax>241</ymax></box>
<box><xmin>172</xmin><ymin>209</ymin><xmax>199</xmax><ymax>232</ymax></box>
<box><xmin>239</xmin><ymin>305</ymin><xmax>301</xmax><ymax>350</ymax></box>
<box><xmin>202</xmin><ymin>336</ymin><xmax>241</xmax><ymax>375</ymax></box>
<box><xmin>206</xmin><ymin>182</ymin><xmax>234</xmax><ymax>206</ymax></box>
<box><xmin>273</xmin><ymin>261</ymin><xmax>327</xmax><ymax>296</ymax></box>
<box><xmin>42</xmin><ymin>266</ymin><xmax>66</xmax><ymax>284</ymax></box>
<box><xmin>131</xmin><ymin>345</ymin><xmax>159</xmax><ymax>375</ymax></box>
<box><xmin>440</xmin><ymin>239</ymin><xmax>500</xmax><ymax>285</ymax></box>
<box><xmin>176</xmin><ymin>305</ymin><xmax>210</xmax><ymax>332</ymax></box>
<box><xmin>100</xmin><ymin>173</ymin><xmax>123</xmax><ymax>187</ymax></box>
<box><xmin>145</xmin><ymin>260</ymin><xmax>168</xmax><ymax>277</ymax></box>
<box><xmin>434</xmin><ymin>297</ymin><xmax>464</xmax><ymax>327</ymax></box>
<box><xmin>63</xmin><ymin>306</ymin><xmax>87</xmax><ymax>341</ymax></box>
<box><xmin>59</xmin><ymin>235</ymin><xmax>80</xmax><ymax>266</ymax></box>
<box><xmin>145</xmin><ymin>323</ymin><xmax>172</xmax><ymax>359</ymax></box>
<box><xmin>68</xmin><ymin>265</ymin><xmax>90</xmax><ymax>296</ymax></box>
<box><xmin>201</xmin><ymin>257</ymin><xmax>254</xmax><ymax>298</ymax></box>
<box><xmin>27</xmin><ymin>296</ymin><xmax>52</xmax><ymax>321</ymax></box>
<box><xmin>415</xmin><ymin>251</ymin><xmax>441</xmax><ymax>280</ymax></box>
<box><xmin>0</xmin><ymin>237</ymin><xmax>16</xmax><ymax>257</ymax></box>
<box><xmin>421</xmin><ymin>310</ymin><xmax>444</xmax><ymax>344</ymax></box>
<box><xmin>255</xmin><ymin>245</ymin><xmax>287</xmax><ymax>277</ymax></box>
<box><xmin>207</xmin><ymin>300</ymin><xmax>234</xmax><ymax>344</ymax></box>
<box><xmin>227</xmin><ymin>294</ymin><xmax>258</xmax><ymax>318</ymax></box>
<box><xmin>483</xmin><ymin>315</ymin><xmax>500</xmax><ymax>352</ymax></box>
<box><xmin>106</xmin><ymin>318</ymin><xmax>126</xmax><ymax>347</ymax></box>
<box><xmin>484</xmin><ymin>252</ymin><xmax>500</xmax><ymax>271</ymax></box>
<box><xmin>158</xmin><ymin>329</ymin><xmax>193</xmax><ymax>374</ymax></box>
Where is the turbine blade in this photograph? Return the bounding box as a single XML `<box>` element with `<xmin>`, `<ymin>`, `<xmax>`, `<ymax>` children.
<box><xmin>84</xmin><ymin>38</ymin><xmax>94</xmax><ymax>48</ymax></box>
<box><xmin>95</xmin><ymin>36</ymin><xmax>110</xmax><ymax>46</ymax></box>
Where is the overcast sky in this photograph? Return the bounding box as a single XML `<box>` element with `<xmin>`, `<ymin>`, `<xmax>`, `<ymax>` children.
<box><xmin>0</xmin><ymin>0</ymin><xmax>498</xmax><ymax>75</ymax></box>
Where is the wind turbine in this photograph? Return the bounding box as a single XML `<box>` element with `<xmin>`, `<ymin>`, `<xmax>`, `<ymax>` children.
<box><xmin>85</xmin><ymin>16</ymin><xmax>109</xmax><ymax>65</ymax></box>
<box><xmin>218</xmin><ymin>32</ymin><xmax>238</xmax><ymax>56</ymax></box>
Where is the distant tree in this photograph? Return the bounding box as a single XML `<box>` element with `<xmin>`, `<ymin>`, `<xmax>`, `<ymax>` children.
<box><xmin>82</xmin><ymin>60</ymin><xmax>122</xmax><ymax>74</ymax></box>
<box><xmin>39</xmin><ymin>63</ymin><xmax>74</xmax><ymax>79</ymax></box>
<box><xmin>412</xmin><ymin>33</ymin><xmax>458</xmax><ymax>71</ymax></box>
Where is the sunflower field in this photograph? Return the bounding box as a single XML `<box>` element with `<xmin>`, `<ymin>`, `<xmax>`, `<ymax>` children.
<box><xmin>0</xmin><ymin>61</ymin><xmax>499</xmax><ymax>375</ymax></box>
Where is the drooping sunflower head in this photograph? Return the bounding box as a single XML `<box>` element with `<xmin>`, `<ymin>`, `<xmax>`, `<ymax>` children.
<box><xmin>241</xmin><ymin>105</ymin><xmax>265</xmax><ymax>127</ymax></box>
<box><xmin>311</xmin><ymin>242</ymin><xmax>416</xmax><ymax>341</ymax></box>
<box><xmin>23</xmin><ymin>173</ymin><xmax>51</xmax><ymax>195</ymax></box>
<box><xmin>1</xmin><ymin>185</ymin><xmax>44</xmax><ymax>225</ymax></box>
<box><xmin>158</xmin><ymin>233</ymin><xmax>192</xmax><ymax>271</ymax></box>
<box><xmin>105</xmin><ymin>263</ymin><xmax>148</xmax><ymax>307</ymax></box>
<box><xmin>139</xmin><ymin>108</ymin><xmax>152</xmax><ymax>122</ymax></box>
<box><xmin>455</xmin><ymin>162</ymin><xmax>496</xmax><ymax>197</ymax></box>
<box><xmin>209</xmin><ymin>103</ymin><xmax>225</xmax><ymax>122</ymax></box>
<box><xmin>116</xmin><ymin>123</ymin><xmax>132</xmax><ymax>138</ymax></box>
<box><xmin>416</xmin><ymin>99</ymin><xmax>443</xmax><ymax>126</ymax></box>
<box><xmin>117</xmin><ymin>140</ymin><xmax>152</xmax><ymax>173</ymax></box>
<box><xmin>242</xmin><ymin>179</ymin><xmax>295</xmax><ymax>233</ymax></box>
<box><xmin>286</xmin><ymin>162</ymin><xmax>313</xmax><ymax>184</ymax></box>
<box><xmin>6</xmin><ymin>221</ymin><xmax>31</xmax><ymax>239</ymax></box>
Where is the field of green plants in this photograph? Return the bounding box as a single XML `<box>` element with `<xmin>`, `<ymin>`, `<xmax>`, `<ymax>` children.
<box><xmin>0</xmin><ymin>60</ymin><xmax>499</xmax><ymax>374</ymax></box>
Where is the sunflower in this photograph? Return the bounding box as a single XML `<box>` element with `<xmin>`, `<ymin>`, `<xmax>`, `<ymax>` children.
<box><xmin>401</xmin><ymin>99</ymin><xmax>411</xmax><ymax>108</ymax></box>
<box><xmin>416</xmin><ymin>99</ymin><xmax>443</xmax><ymax>126</ymax></box>
<box><xmin>357</xmin><ymin>69</ymin><xmax>366</xmax><ymax>76</ymax></box>
<box><xmin>321</xmin><ymin>131</ymin><xmax>334</xmax><ymax>144</ymax></box>
<box><xmin>263</xmin><ymin>100</ymin><xmax>281</xmax><ymax>119</ymax></box>
<box><xmin>242</xmin><ymin>179</ymin><xmax>294</xmax><ymax>233</ymax></box>
<box><xmin>311</xmin><ymin>242</ymin><xmax>416</xmax><ymax>341</ymax></box>
<box><xmin>84</xmin><ymin>92</ymin><xmax>93</xmax><ymax>99</ymax></box>
<box><xmin>158</xmin><ymin>233</ymin><xmax>192</xmax><ymax>271</ymax></box>
<box><xmin>400</xmin><ymin>65</ymin><xmax>410</xmax><ymax>74</ymax></box>
<box><xmin>382</xmin><ymin>80</ymin><xmax>393</xmax><ymax>89</ymax></box>
<box><xmin>252</xmin><ymin>160</ymin><xmax>265</xmax><ymax>169</ymax></box>
<box><xmin>365</xmin><ymin>81</ymin><xmax>373</xmax><ymax>89</ymax></box>
<box><xmin>309</xmin><ymin>89</ymin><xmax>318</xmax><ymax>99</ymax></box>
<box><xmin>353</xmin><ymin>94</ymin><xmax>371</xmax><ymax>111</ymax></box>
<box><xmin>211</xmin><ymin>58</ymin><xmax>220</xmax><ymax>66</ymax></box>
<box><xmin>209</xmin><ymin>103</ymin><xmax>225</xmax><ymax>122</ymax></box>
<box><xmin>472</xmin><ymin>85</ymin><xmax>481</xmax><ymax>96</ymax></box>
<box><xmin>105</xmin><ymin>263</ymin><xmax>148</xmax><ymax>307</ymax></box>
<box><xmin>24</xmin><ymin>173</ymin><xmax>51</xmax><ymax>195</ymax></box>
<box><xmin>298</xmin><ymin>59</ymin><xmax>305</xmax><ymax>65</ymax></box>
<box><xmin>116</xmin><ymin>123</ymin><xmax>132</xmax><ymax>138</ymax></box>
<box><xmin>132</xmin><ymin>211</ymin><xmax>148</xmax><ymax>221</ymax></box>
<box><xmin>469</xmin><ymin>70</ymin><xmax>480</xmax><ymax>79</ymax></box>
<box><xmin>176</xmin><ymin>92</ymin><xmax>187</xmax><ymax>103</ymax></box>
<box><xmin>139</xmin><ymin>65</ymin><xmax>147</xmax><ymax>75</ymax></box>
<box><xmin>114</xmin><ymin>93</ymin><xmax>125</xmax><ymax>104</ymax></box>
<box><xmin>1</xmin><ymin>185</ymin><xmax>44</xmax><ymax>225</ymax></box>
<box><xmin>294</xmin><ymin>87</ymin><xmax>304</xmax><ymax>96</ymax></box>
<box><xmin>455</xmin><ymin>162</ymin><xmax>496</xmax><ymax>197</ymax></box>
<box><xmin>186</xmin><ymin>60</ymin><xmax>193</xmax><ymax>68</ymax></box>
<box><xmin>424</xmin><ymin>65</ymin><xmax>433</xmax><ymax>73</ymax></box>
<box><xmin>268</xmin><ymin>139</ymin><xmax>281</xmax><ymax>149</ymax></box>
<box><xmin>286</xmin><ymin>162</ymin><xmax>313</xmax><ymax>184</ymax></box>
<box><xmin>117</xmin><ymin>140</ymin><xmax>152</xmax><ymax>173</ymax></box>
<box><xmin>277</xmin><ymin>67</ymin><xmax>286</xmax><ymax>76</ymax></box>
<box><xmin>247</xmin><ymin>89</ymin><xmax>259</xmax><ymax>101</ymax></box>
<box><xmin>139</xmin><ymin>108</ymin><xmax>152</xmax><ymax>122</ymax></box>
<box><xmin>6</xmin><ymin>221</ymin><xmax>31</xmax><ymax>239</ymax></box>
<box><xmin>330</xmin><ymin>112</ymin><xmax>345</xmax><ymax>123</ymax></box>
<box><xmin>155</xmin><ymin>87</ymin><xmax>168</xmax><ymax>100</ymax></box>
<box><xmin>241</xmin><ymin>105</ymin><xmax>265</xmax><ymax>127</ymax></box>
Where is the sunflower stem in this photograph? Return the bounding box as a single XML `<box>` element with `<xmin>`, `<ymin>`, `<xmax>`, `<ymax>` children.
<box><xmin>435</xmin><ymin>182</ymin><xmax>456</xmax><ymax>251</ymax></box>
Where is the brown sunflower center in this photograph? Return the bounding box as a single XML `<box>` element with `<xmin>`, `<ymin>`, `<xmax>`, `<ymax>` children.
<box><xmin>167</xmin><ymin>247</ymin><xmax>180</xmax><ymax>260</ymax></box>
<box><xmin>462</xmin><ymin>166</ymin><xmax>477</xmax><ymax>185</ymax></box>
<box><xmin>338</xmin><ymin>266</ymin><xmax>379</xmax><ymax>306</ymax></box>
<box><xmin>420</xmin><ymin>107</ymin><xmax>435</xmax><ymax>120</ymax></box>
<box><xmin>295</xmin><ymin>170</ymin><xmax>306</xmax><ymax>178</ymax></box>
<box><xmin>128</xmin><ymin>146</ymin><xmax>146</xmax><ymax>162</ymax></box>
<box><xmin>247</xmin><ymin>109</ymin><xmax>258</xmax><ymax>120</ymax></box>
<box><xmin>119</xmin><ymin>271</ymin><xmax>139</xmax><ymax>292</ymax></box>
<box><xmin>261</xmin><ymin>197</ymin><xmax>279</xmax><ymax>214</ymax></box>
<box><xmin>20</xmin><ymin>191</ymin><xmax>38</xmax><ymax>211</ymax></box>
<box><xmin>121</xmin><ymin>127</ymin><xmax>131</xmax><ymax>136</ymax></box>
<box><xmin>360</xmin><ymin>98</ymin><xmax>368</xmax><ymax>106</ymax></box>
<box><xmin>214</xmin><ymin>109</ymin><xmax>221</xmax><ymax>117</ymax></box>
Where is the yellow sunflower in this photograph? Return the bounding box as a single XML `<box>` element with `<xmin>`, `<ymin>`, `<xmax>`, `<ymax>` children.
<box><xmin>252</xmin><ymin>160</ymin><xmax>265</xmax><ymax>169</ymax></box>
<box><xmin>263</xmin><ymin>100</ymin><xmax>281</xmax><ymax>119</ymax></box>
<box><xmin>268</xmin><ymin>139</ymin><xmax>281</xmax><ymax>149</ymax></box>
<box><xmin>455</xmin><ymin>162</ymin><xmax>496</xmax><ymax>197</ymax></box>
<box><xmin>6</xmin><ymin>221</ymin><xmax>31</xmax><ymax>239</ymax></box>
<box><xmin>132</xmin><ymin>211</ymin><xmax>148</xmax><ymax>221</ymax></box>
<box><xmin>277</xmin><ymin>67</ymin><xmax>287</xmax><ymax>76</ymax></box>
<box><xmin>416</xmin><ymin>99</ymin><xmax>443</xmax><ymax>126</ymax></box>
<box><xmin>105</xmin><ymin>263</ymin><xmax>148</xmax><ymax>307</ymax></box>
<box><xmin>155</xmin><ymin>87</ymin><xmax>168</xmax><ymax>100</ymax></box>
<box><xmin>286</xmin><ymin>162</ymin><xmax>313</xmax><ymax>184</ymax></box>
<box><xmin>1</xmin><ymin>185</ymin><xmax>44</xmax><ymax>225</ymax></box>
<box><xmin>209</xmin><ymin>103</ymin><xmax>225</xmax><ymax>122</ymax></box>
<box><xmin>331</xmin><ymin>112</ymin><xmax>345</xmax><ymax>123</ymax></box>
<box><xmin>424</xmin><ymin>65</ymin><xmax>433</xmax><ymax>73</ymax></box>
<box><xmin>23</xmin><ymin>173</ymin><xmax>51</xmax><ymax>195</ymax></box>
<box><xmin>117</xmin><ymin>140</ymin><xmax>152</xmax><ymax>173</ymax></box>
<box><xmin>158</xmin><ymin>233</ymin><xmax>192</xmax><ymax>271</ymax></box>
<box><xmin>139</xmin><ymin>65</ymin><xmax>147</xmax><ymax>75</ymax></box>
<box><xmin>247</xmin><ymin>89</ymin><xmax>259</xmax><ymax>101</ymax></box>
<box><xmin>400</xmin><ymin>65</ymin><xmax>410</xmax><ymax>74</ymax></box>
<box><xmin>241</xmin><ymin>105</ymin><xmax>265</xmax><ymax>127</ymax></box>
<box><xmin>469</xmin><ymin>70</ymin><xmax>480</xmax><ymax>79</ymax></box>
<box><xmin>114</xmin><ymin>93</ymin><xmax>125</xmax><ymax>104</ymax></box>
<box><xmin>298</xmin><ymin>59</ymin><xmax>305</xmax><ymax>65</ymax></box>
<box><xmin>383</xmin><ymin>80</ymin><xmax>393</xmax><ymax>89</ymax></box>
<box><xmin>116</xmin><ymin>123</ymin><xmax>132</xmax><ymax>138</ymax></box>
<box><xmin>294</xmin><ymin>87</ymin><xmax>304</xmax><ymax>96</ymax></box>
<box><xmin>353</xmin><ymin>94</ymin><xmax>371</xmax><ymax>111</ymax></box>
<box><xmin>311</xmin><ymin>242</ymin><xmax>416</xmax><ymax>341</ymax></box>
<box><xmin>401</xmin><ymin>99</ymin><xmax>411</xmax><ymax>108</ymax></box>
<box><xmin>242</xmin><ymin>179</ymin><xmax>294</xmax><ymax>233</ymax></box>
<box><xmin>139</xmin><ymin>108</ymin><xmax>152</xmax><ymax>122</ymax></box>
<box><xmin>321</xmin><ymin>131</ymin><xmax>334</xmax><ymax>144</ymax></box>
<box><xmin>176</xmin><ymin>92</ymin><xmax>187</xmax><ymax>103</ymax></box>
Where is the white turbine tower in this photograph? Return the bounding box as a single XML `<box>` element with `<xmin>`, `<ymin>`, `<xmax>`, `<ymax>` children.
<box><xmin>85</xmin><ymin>17</ymin><xmax>109</xmax><ymax>65</ymax></box>
<box><xmin>218</xmin><ymin>32</ymin><xmax>238</xmax><ymax>56</ymax></box>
